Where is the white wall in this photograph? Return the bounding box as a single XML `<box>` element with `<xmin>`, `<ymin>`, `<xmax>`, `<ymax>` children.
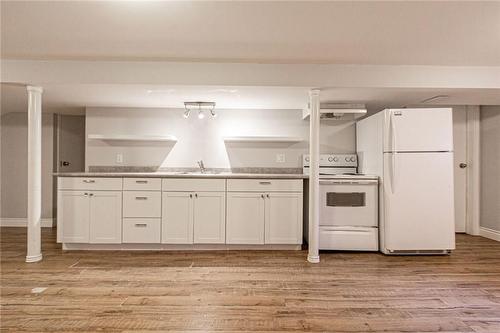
<box><xmin>480</xmin><ymin>106</ymin><xmax>500</xmax><ymax>233</ymax></box>
<box><xmin>0</xmin><ymin>112</ymin><xmax>54</xmax><ymax>220</ymax></box>
<box><xmin>85</xmin><ymin>107</ymin><xmax>355</xmax><ymax>169</ymax></box>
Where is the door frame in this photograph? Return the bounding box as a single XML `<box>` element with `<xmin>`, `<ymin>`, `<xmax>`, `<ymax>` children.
<box><xmin>464</xmin><ymin>106</ymin><xmax>481</xmax><ymax>236</ymax></box>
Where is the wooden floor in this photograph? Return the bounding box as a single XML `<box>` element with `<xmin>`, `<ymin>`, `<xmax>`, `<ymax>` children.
<box><xmin>1</xmin><ymin>228</ymin><xmax>500</xmax><ymax>332</ymax></box>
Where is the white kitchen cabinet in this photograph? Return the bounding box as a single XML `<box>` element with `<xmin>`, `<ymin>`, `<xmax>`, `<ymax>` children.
<box><xmin>89</xmin><ymin>191</ymin><xmax>122</xmax><ymax>244</ymax></box>
<box><xmin>226</xmin><ymin>192</ymin><xmax>265</xmax><ymax>244</ymax></box>
<box><xmin>193</xmin><ymin>192</ymin><xmax>226</xmax><ymax>244</ymax></box>
<box><xmin>162</xmin><ymin>191</ymin><xmax>226</xmax><ymax>244</ymax></box>
<box><xmin>58</xmin><ymin>190</ymin><xmax>90</xmax><ymax>243</ymax></box>
<box><xmin>226</xmin><ymin>179</ymin><xmax>303</xmax><ymax>245</ymax></box>
<box><xmin>162</xmin><ymin>192</ymin><xmax>193</xmax><ymax>244</ymax></box>
<box><xmin>265</xmin><ymin>192</ymin><xmax>303</xmax><ymax>244</ymax></box>
<box><xmin>58</xmin><ymin>190</ymin><xmax>122</xmax><ymax>244</ymax></box>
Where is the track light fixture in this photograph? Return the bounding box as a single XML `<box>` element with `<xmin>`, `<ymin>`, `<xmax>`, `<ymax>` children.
<box><xmin>183</xmin><ymin>102</ymin><xmax>216</xmax><ymax>119</ymax></box>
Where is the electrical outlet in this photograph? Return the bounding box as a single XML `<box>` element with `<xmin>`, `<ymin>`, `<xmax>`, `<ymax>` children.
<box><xmin>276</xmin><ymin>153</ymin><xmax>286</xmax><ymax>163</ymax></box>
<box><xmin>116</xmin><ymin>153</ymin><xmax>123</xmax><ymax>164</ymax></box>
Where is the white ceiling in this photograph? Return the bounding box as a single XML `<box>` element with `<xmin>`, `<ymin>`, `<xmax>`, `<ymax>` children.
<box><xmin>2</xmin><ymin>84</ymin><xmax>500</xmax><ymax>115</ymax></box>
<box><xmin>2</xmin><ymin>1</ymin><xmax>500</xmax><ymax>66</ymax></box>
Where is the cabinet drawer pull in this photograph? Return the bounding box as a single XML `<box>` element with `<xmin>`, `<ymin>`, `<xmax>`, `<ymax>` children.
<box><xmin>83</xmin><ymin>179</ymin><xmax>95</xmax><ymax>183</ymax></box>
<box><xmin>259</xmin><ymin>181</ymin><xmax>271</xmax><ymax>185</ymax></box>
<box><xmin>134</xmin><ymin>223</ymin><xmax>148</xmax><ymax>227</ymax></box>
<box><xmin>89</xmin><ymin>193</ymin><xmax>94</xmax><ymax>197</ymax></box>
<box><xmin>135</xmin><ymin>196</ymin><xmax>148</xmax><ymax>200</ymax></box>
<box><xmin>135</xmin><ymin>180</ymin><xmax>148</xmax><ymax>184</ymax></box>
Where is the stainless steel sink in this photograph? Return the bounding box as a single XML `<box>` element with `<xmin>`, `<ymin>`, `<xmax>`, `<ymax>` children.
<box><xmin>175</xmin><ymin>171</ymin><xmax>222</xmax><ymax>175</ymax></box>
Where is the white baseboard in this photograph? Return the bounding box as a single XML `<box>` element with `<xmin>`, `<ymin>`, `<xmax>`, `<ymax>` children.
<box><xmin>480</xmin><ymin>227</ymin><xmax>500</xmax><ymax>242</ymax></box>
<box><xmin>0</xmin><ymin>218</ymin><xmax>54</xmax><ymax>228</ymax></box>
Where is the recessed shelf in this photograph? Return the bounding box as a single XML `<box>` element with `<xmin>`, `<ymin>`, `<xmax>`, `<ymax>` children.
<box><xmin>87</xmin><ymin>134</ymin><xmax>178</xmax><ymax>142</ymax></box>
<box><xmin>223</xmin><ymin>136</ymin><xmax>303</xmax><ymax>143</ymax></box>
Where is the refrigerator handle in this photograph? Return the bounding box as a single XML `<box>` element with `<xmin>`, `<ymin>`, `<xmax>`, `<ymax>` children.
<box><xmin>390</xmin><ymin>111</ymin><xmax>397</xmax><ymax>193</ymax></box>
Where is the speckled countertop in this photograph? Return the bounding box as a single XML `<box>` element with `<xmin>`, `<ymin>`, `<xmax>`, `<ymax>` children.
<box><xmin>53</xmin><ymin>172</ymin><xmax>308</xmax><ymax>179</ymax></box>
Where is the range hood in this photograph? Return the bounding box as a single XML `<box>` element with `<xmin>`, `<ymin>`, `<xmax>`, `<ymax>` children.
<box><xmin>302</xmin><ymin>103</ymin><xmax>367</xmax><ymax>120</ymax></box>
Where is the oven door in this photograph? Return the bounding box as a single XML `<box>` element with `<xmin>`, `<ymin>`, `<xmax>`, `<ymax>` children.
<box><xmin>319</xmin><ymin>179</ymin><xmax>378</xmax><ymax>227</ymax></box>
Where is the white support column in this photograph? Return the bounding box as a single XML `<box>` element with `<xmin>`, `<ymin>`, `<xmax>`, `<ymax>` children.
<box><xmin>307</xmin><ymin>89</ymin><xmax>320</xmax><ymax>263</ymax></box>
<box><xmin>26</xmin><ymin>86</ymin><xmax>43</xmax><ymax>263</ymax></box>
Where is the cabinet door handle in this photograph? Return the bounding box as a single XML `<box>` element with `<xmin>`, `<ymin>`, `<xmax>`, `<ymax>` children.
<box><xmin>135</xmin><ymin>196</ymin><xmax>148</xmax><ymax>200</ymax></box>
<box><xmin>134</xmin><ymin>223</ymin><xmax>147</xmax><ymax>227</ymax></box>
<box><xmin>259</xmin><ymin>181</ymin><xmax>271</xmax><ymax>185</ymax></box>
<box><xmin>261</xmin><ymin>194</ymin><xmax>265</xmax><ymax>198</ymax></box>
<box><xmin>266</xmin><ymin>194</ymin><xmax>270</xmax><ymax>198</ymax></box>
<box><xmin>83</xmin><ymin>179</ymin><xmax>95</xmax><ymax>183</ymax></box>
<box><xmin>88</xmin><ymin>193</ymin><xmax>94</xmax><ymax>197</ymax></box>
<box><xmin>194</xmin><ymin>193</ymin><xmax>198</xmax><ymax>198</ymax></box>
<box><xmin>189</xmin><ymin>194</ymin><xmax>193</xmax><ymax>198</ymax></box>
<box><xmin>84</xmin><ymin>192</ymin><xmax>88</xmax><ymax>196</ymax></box>
<box><xmin>135</xmin><ymin>180</ymin><xmax>148</xmax><ymax>184</ymax></box>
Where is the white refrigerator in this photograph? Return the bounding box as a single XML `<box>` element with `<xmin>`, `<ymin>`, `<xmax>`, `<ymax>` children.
<box><xmin>356</xmin><ymin>108</ymin><xmax>455</xmax><ymax>254</ymax></box>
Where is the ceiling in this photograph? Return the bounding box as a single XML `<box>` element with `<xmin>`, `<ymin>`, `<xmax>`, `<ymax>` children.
<box><xmin>2</xmin><ymin>1</ymin><xmax>500</xmax><ymax>66</ymax></box>
<box><xmin>2</xmin><ymin>84</ymin><xmax>500</xmax><ymax>115</ymax></box>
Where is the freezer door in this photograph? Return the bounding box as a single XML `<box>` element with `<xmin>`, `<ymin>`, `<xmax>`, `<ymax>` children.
<box><xmin>383</xmin><ymin>152</ymin><xmax>455</xmax><ymax>251</ymax></box>
<box><xmin>383</xmin><ymin>108</ymin><xmax>453</xmax><ymax>152</ymax></box>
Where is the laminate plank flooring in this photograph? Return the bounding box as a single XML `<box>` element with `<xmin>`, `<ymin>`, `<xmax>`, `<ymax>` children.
<box><xmin>1</xmin><ymin>227</ymin><xmax>500</xmax><ymax>332</ymax></box>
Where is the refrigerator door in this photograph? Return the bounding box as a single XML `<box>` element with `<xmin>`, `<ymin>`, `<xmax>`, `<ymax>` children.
<box><xmin>383</xmin><ymin>152</ymin><xmax>455</xmax><ymax>252</ymax></box>
<box><xmin>384</xmin><ymin>108</ymin><xmax>453</xmax><ymax>152</ymax></box>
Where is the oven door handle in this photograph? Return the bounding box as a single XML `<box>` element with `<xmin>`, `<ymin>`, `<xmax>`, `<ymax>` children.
<box><xmin>319</xmin><ymin>180</ymin><xmax>378</xmax><ymax>185</ymax></box>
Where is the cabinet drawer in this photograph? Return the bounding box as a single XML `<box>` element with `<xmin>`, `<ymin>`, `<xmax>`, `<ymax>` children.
<box><xmin>58</xmin><ymin>177</ymin><xmax>123</xmax><ymax>191</ymax></box>
<box><xmin>123</xmin><ymin>191</ymin><xmax>161</xmax><ymax>218</ymax></box>
<box><xmin>227</xmin><ymin>179</ymin><xmax>302</xmax><ymax>192</ymax></box>
<box><xmin>162</xmin><ymin>178</ymin><xmax>225</xmax><ymax>192</ymax></box>
<box><xmin>123</xmin><ymin>218</ymin><xmax>161</xmax><ymax>243</ymax></box>
<box><xmin>123</xmin><ymin>178</ymin><xmax>161</xmax><ymax>191</ymax></box>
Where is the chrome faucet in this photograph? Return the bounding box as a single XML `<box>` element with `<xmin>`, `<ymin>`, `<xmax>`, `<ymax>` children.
<box><xmin>197</xmin><ymin>160</ymin><xmax>206</xmax><ymax>173</ymax></box>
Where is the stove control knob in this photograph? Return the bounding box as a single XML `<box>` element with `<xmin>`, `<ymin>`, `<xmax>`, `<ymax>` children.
<box><xmin>350</xmin><ymin>157</ymin><xmax>356</xmax><ymax>162</ymax></box>
<box><xmin>328</xmin><ymin>157</ymin><xmax>334</xmax><ymax>162</ymax></box>
<box><xmin>305</xmin><ymin>157</ymin><xmax>309</xmax><ymax>162</ymax></box>
<box><xmin>333</xmin><ymin>157</ymin><xmax>339</xmax><ymax>162</ymax></box>
<box><xmin>345</xmin><ymin>157</ymin><xmax>349</xmax><ymax>162</ymax></box>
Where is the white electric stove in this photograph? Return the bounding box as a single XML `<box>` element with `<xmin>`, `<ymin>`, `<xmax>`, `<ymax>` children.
<box><xmin>303</xmin><ymin>154</ymin><xmax>379</xmax><ymax>251</ymax></box>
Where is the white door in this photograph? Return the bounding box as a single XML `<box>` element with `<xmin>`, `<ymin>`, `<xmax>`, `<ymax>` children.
<box><xmin>383</xmin><ymin>152</ymin><xmax>455</xmax><ymax>251</ymax></box>
<box><xmin>193</xmin><ymin>192</ymin><xmax>226</xmax><ymax>244</ymax></box>
<box><xmin>265</xmin><ymin>193</ymin><xmax>303</xmax><ymax>244</ymax></box>
<box><xmin>453</xmin><ymin>108</ymin><xmax>467</xmax><ymax>232</ymax></box>
<box><xmin>162</xmin><ymin>192</ymin><xmax>193</xmax><ymax>244</ymax></box>
<box><xmin>58</xmin><ymin>190</ymin><xmax>89</xmax><ymax>243</ymax></box>
<box><xmin>226</xmin><ymin>192</ymin><xmax>265</xmax><ymax>244</ymax></box>
<box><xmin>384</xmin><ymin>108</ymin><xmax>453</xmax><ymax>152</ymax></box>
<box><xmin>89</xmin><ymin>191</ymin><xmax>122</xmax><ymax>244</ymax></box>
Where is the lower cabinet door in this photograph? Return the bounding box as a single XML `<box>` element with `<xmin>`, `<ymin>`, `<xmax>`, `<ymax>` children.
<box><xmin>226</xmin><ymin>192</ymin><xmax>265</xmax><ymax>244</ymax></box>
<box><xmin>89</xmin><ymin>191</ymin><xmax>123</xmax><ymax>244</ymax></box>
<box><xmin>58</xmin><ymin>190</ymin><xmax>90</xmax><ymax>243</ymax></box>
<box><xmin>265</xmin><ymin>192</ymin><xmax>303</xmax><ymax>244</ymax></box>
<box><xmin>193</xmin><ymin>192</ymin><xmax>226</xmax><ymax>244</ymax></box>
<box><xmin>162</xmin><ymin>192</ymin><xmax>193</xmax><ymax>244</ymax></box>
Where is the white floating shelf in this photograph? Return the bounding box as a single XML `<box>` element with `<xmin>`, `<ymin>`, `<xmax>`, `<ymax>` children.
<box><xmin>88</xmin><ymin>134</ymin><xmax>178</xmax><ymax>142</ymax></box>
<box><xmin>223</xmin><ymin>136</ymin><xmax>303</xmax><ymax>143</ymax></box>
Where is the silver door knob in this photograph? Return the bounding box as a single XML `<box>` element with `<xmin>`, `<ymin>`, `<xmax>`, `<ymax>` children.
<box><xmin>459</xmin><ymin>163</ymin><xmax>467</xmax><ymax>169</ymax></box>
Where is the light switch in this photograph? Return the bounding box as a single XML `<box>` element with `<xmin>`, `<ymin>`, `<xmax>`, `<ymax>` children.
<box><xmin>116</xmin><ymin>153</ymin><xmax>123</xmax><ymax>163</ymax></box>
<box><xmin>276</xmin><ymin>153</ymin><xmax>286</xmax><ymax>163</ymax></box>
